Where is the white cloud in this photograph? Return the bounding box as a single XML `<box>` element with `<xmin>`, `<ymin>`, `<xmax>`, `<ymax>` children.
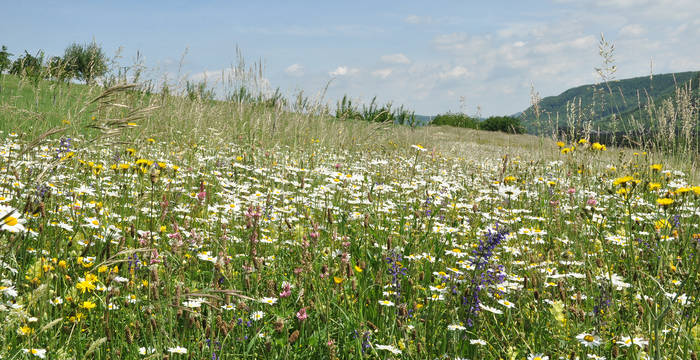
<box><xmin>619</xmin><ymin>24</ymin><xmax>646</xmax><ymax>37</ymax></box>
<box><xmin>371</xmin><ymin>68</ymin><xmax>393</xmax><ymax>79</ymax></box>
<box><xmin>439</xmin><ymin>66</ymin><xmax>471</xmax><ymax>79</ymax></box>
<box><xmin>329</xmin><ymin>66</ymin><xmax>359</xmax><ymax>77</ymax></box>
<box><xmin>380</xmin><ymin>53</ymin><xmax>410</xmax><ymax>64</ymax></box>
<box><xmin>594</xmin><ymin>0</ymin><xmax>650</xmax><ymax>8</ymax></box>
<box><xmin>285</xmin><ymin>63</ymin><xmax>304</xmax><ymax>76</ymax></box>
<box><xmin>272</xmin><ymin>1</ymin><xmax>700</xmax><ymax>116</ymax></box>
<box><xmin>404</xmin><ymin>15</ymin><xmax>433</xmax><ymax>24</ymax></box>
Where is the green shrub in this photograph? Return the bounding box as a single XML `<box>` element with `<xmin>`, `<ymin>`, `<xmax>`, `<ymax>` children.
<box><xmin>431</xmin><ymin>112</ymin><xmax>478</xmax><ymax>129</ymax></box>
<box><xmin>480</xmin><ymin>115</ymin><xmax>525</xmax><ymax>134</ymax></box>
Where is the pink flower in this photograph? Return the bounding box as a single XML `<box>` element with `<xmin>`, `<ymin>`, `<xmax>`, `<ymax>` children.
<box><xmin>296</xmin><ymin>307</ymin><xmax>308</xmax><ymax>321</ymax></box>
<box><xmin>280</xmin><ymin>282</ymin><xmax>292</xmax><ymax>298</ymax></box>
<box><xmin>587</xmin><ymin>198</ymin><xmax>597</xmax><ymax>206</ymax></box>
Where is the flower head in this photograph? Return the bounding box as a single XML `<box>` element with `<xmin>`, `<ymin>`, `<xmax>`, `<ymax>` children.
<box><xmin>576</xmin><ymin>332</ymin><xmax>601</xmax><ymax>347</ymax></box>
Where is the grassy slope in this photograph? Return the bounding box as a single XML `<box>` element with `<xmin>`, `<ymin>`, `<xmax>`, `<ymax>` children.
<box><xmin>1</xmin><ymin>73</ymin><xmax>697</xmax><ymax>180</ymax></box>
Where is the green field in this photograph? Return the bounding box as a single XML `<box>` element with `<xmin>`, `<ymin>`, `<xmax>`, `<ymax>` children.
<box><xmin>0</xmin><ymin>73</ymin><xmax>698</xmax><ymax>359</ymax></box>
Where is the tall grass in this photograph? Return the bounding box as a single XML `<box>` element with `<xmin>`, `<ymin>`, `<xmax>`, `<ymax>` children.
<box><xmin>0</xmin><ymin>49</ymin><xmax>699</xmax><ymax>360</ymax></box>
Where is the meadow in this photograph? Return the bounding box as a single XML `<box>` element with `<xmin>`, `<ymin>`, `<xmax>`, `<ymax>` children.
<box><xmin>0</xmin><ymin>69</ymin><xmax>698</xmax><ymax>360</ymax></box>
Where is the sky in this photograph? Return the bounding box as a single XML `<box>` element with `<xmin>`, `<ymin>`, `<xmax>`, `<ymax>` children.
<box><xmin>2</xmin><ymin>0</ymin><xmax>700</xmax><ymax>116</ymax></box>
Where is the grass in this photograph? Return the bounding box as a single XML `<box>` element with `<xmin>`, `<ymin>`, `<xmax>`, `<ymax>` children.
<box><xmin>0</xmin><ymin>68</ymin><xmax>698</xmax><ymax>360</ymax></box>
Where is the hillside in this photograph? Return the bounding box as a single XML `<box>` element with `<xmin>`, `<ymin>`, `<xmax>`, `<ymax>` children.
<box><xmin>520</xmin><ymin>71</ymin><xmax>700</xmax><ymax>133</ymax></box>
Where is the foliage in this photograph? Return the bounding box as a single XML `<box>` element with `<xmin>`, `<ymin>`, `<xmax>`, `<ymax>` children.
<box><xmin>9</xmin><ymin>50</ymin><xmax>44</xmax><ymax>81</ymax></box>
<box><xmin>431</xmin><ymin>112</ymin><xmax>479</xmax><ymax>129</ymax></box>
<box><xmin>63</xmin><ymin>41</ymin><xmax>108</xmax><ymax>84</ymax></box>
<box><xmin>431</xmin><ymin>113</ymin><xmax>524</xmax><ymax>134</ymax></box>
<box><xmin>520</xmin><ymin>71</ymin><xmax>700</xmax><ymax>133</ymax></box>
<box><xmin>480</xmin><ymin>115</ymin><xmax>525</xmax><ymax>134</ymax></box>
<box><xmin>335</xmin><ymin>95</ymin><xmax>417</xmax><ymax>127</ymax></box>
<box><xmin>185</xmin><ymin>80</ymin><xmax>216</xmax><ymax>102</ymax></box>
<box><xmin>46</xmin><ymin>56</ymin><xmax>71</xmax><ymax>82</ymax></box>
<box><xmin>0</xmin><ymin>45</ymin><xmax>11</xmax><ymax>74</ymax></box>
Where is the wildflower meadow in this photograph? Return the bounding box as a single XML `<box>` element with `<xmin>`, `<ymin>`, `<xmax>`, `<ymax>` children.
<box><xmin>0</xmin><ymin>96</ymin><xmax>698</xmax><ymax>360</ymax></box>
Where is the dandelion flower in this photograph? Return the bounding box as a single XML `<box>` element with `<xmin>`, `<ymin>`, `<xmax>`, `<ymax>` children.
<box><xmin>80</xmin><ymin>300</ymin><xmax>96</xmax><ymax>310</ymax></box>
<box><xmin>656</xmin><ymin>198</ymin><xmax>673</xmax><ymax>206</ymax></box>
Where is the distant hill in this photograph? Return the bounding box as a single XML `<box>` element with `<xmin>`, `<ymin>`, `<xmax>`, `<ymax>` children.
<box><xmin>519</xmin><ymin>71</ymin><xmax>700</xmax><ymax>134</ymax></box>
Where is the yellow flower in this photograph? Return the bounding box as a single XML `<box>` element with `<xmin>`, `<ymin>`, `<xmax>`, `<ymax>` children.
<box><xmin>556</xmin><ymin>141</ymin><xmax>566</xmax><ymax>148</ymax></box>
<box><xmin>650</xmin><ymin>164</ymin><xmax>663</xmax><ymax>172</ymax></box>
<box><xmin>613</xmin><ymin>176</ymin><xmax>634</xmax><ymax>186</ymax></box>
<box><xmin>76</xmin><ymin>279</ymin><xmax>96</xmax><ymax>293</ymax></box>
<box><xmin>80</xmin><ymin>301</ymin><xmax>96</xmax><ymax>310</ymax></box>
<box><xmin>503</xmin><ymin>176</ymin><xmax>516</xmax><ymax>183</ymax></box>
<box><xmin>69</xmin><ymin>312</ymin><xmax>85</xmax><ymax>323</ymax></box>
<box><xmin>648</xmin><ymin>182</ymin><xmax>661</xmax><ymax>191</ymax></box>
<box><xmin>354</xmin><ymin>265</ymin><xmax>363</xmax><ymax>273</ymax></box>
<box><xmin>333</xmin><ymin>276</ymin><xmax>344</xmax><ymax>284</ymax></box>
<box><xmin>18</xmin><ymin>325</ymin><xmax>33</xmax><ymax>335</ymax></box>
<box><xmin>656</xmin><ymin>198</ymin><xmax>674</xmax><ymax>206</ymax></box>
<box><xmin>578</xmin><ymin>138</ymin><xmax>588</xmax><ymax>144</ymax></box>
<box><xmin>591</xmin><ymin>142</ymin><xmax>606</xmax><ymax>151</ymax></box>
<box><xmin>676</xmin><ymin>187</ymin><xmax>691</xmax><ymax>194</ymax></box>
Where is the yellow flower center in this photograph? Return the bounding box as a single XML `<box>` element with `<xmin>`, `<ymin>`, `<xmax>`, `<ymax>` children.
<box><xmin>584</xmin><ymin>335</ymin><xmax>595</xmax><ymax>342</ymax></box>
<box><xmin>4</xmin><ymin>216</ymin><xmax>18</xmax><ymax>226</ymax></box>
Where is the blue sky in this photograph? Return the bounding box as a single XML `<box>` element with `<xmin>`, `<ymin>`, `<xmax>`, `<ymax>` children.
<box><xmin>2</xmin><ymin>0</ymin><xmax>699</xmax><ymax>115</ymax></box>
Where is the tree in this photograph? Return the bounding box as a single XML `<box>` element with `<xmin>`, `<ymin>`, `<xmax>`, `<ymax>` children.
<box><xmin>63</xmin><ymin>41</ymin><xmax>108</xmax><ymax>84</ymax></box>
<box><xmin>47</xmin><ymin>56</ymin><xmax>71</xmax><ymax>82</ymax></box>
<box><xmin>0</xmin><ymin>45</ymin><xmax>12</xmax><ymax>73</ymax></box>
<box><xmin>481</xmin><ymin>116</ymin><xmax>525</xmax><ymax>134</ymax></box>
<box><xmin>9</xmin><ymin>50</ymin><xmax>43</xmax><ymax>80</ymax></box>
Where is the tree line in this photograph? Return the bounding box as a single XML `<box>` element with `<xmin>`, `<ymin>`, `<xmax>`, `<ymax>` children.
<box><xmin>0</xmin><ymin>42</ymin><xmax>107</xmax><ymax>84</ymax></box>
<box><xmin>431</xmin><ymin>112</ymin><xmax>525</xmax><ymax>134</ymax></box>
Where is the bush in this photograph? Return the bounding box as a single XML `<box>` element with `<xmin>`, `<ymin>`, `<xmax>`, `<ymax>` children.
<box><xmin>480</xmin><ymin>116</ymin><xmax>525</xmax><ymax>134</ymax></box>
<box><xmin>431</xmin><ymin>112</ymin><xmax>479</xmax><ymax>129</ymax></box>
